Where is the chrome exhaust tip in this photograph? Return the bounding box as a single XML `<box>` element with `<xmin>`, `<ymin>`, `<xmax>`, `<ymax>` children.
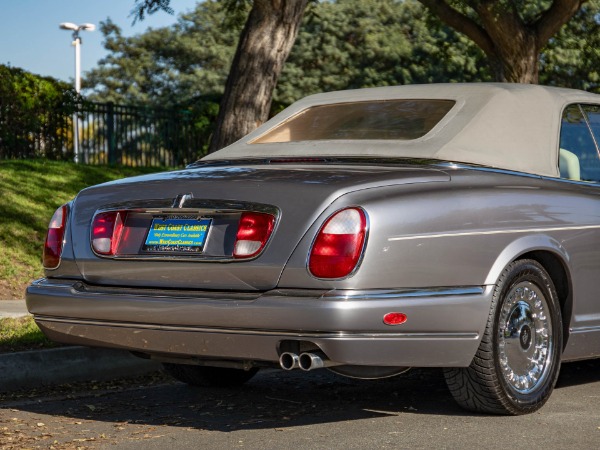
<box><xmin>299</xmin><ymin>352</ymin><xmax>326</xmax><ymax>371</ymax></box>
<box><xmin>279</xmin><ymin>352</ymin><xmax>299</xmax><ymax>370</ymax></box>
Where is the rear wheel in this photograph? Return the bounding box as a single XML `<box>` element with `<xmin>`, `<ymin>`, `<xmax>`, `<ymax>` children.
<box><xmin>163</xmin><ymin>363</ymin><xmax>259</xmax><ymax>387</ymax></box>
<box><xmin>444</xmin><ymin>259</ymin><xmax>563</xmax><ymax>415</ymax></box>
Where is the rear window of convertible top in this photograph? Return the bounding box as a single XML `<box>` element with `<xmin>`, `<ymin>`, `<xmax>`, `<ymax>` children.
<box><xmin>251</xmin><ymin>99</ymin><xmax>455</xmax><ymax>144</ymax></box>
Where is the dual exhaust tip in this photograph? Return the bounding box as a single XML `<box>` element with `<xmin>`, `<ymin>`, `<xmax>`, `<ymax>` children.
<box><xmin>279</xmin><ymin>351</ymin><xmax>330</xmax><ymax>371</ymax></box>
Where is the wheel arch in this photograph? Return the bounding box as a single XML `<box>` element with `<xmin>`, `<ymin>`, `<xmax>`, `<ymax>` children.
<box><xmin>517</xmin><ymin>250</ymin><xmax>572</xmax><ymax>352</ymax></box>
<box><xmin>484</xmin><ymin>235</ymin><xmax>573</xmax><ymax>351</ymax></box>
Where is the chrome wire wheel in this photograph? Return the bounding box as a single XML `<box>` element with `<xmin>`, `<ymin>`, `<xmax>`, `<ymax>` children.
<box><xmin>498</xmin><ymin>281</ymin><xmax>553</xmax><ymax>395</ymax></box>
<box><xmin>444</xmin><ymin>259</ymin><xmax>563</xmax><ymax>415</ymax></box>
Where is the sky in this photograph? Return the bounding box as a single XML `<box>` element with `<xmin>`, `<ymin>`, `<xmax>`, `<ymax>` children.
<box><xmin>0</xmin><ymin>0</ymin><xmax>199</xmax><ymax>83</ymax></box>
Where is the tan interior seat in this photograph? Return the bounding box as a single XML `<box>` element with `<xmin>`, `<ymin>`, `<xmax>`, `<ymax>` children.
<box><xmin>559</xmin><ymin>148</ymin><xmax>581</xmax><ymax>181</ymax></box>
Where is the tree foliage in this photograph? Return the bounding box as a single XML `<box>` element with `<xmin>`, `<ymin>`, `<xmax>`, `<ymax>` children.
<box><xmin>85</xmin><ymin>0</ymin><xmax>600</xmax><ymax>134</ymax></box>
<box><xmin>87</xmin><ymin>0</ymin><xmax>493</xmax><ymax>108</ymax></box>
<box><xmin>131</xmin><ymin>0</ymin><xmax>174</xmax><ymax>22</ymax></box>
<box><xmin>85</xmin><ymin>1</ymin><xmax>241</xmax><ymax>106</ymax></box>
<box><xmin>540</xmin><ymin>0</ymin><xmax>600</xmax><ymax>91</ymax></box>
<box><xmin>0</xmin><ymin>65</ymin><xmax>74</xmax><ymax>109</ymax></box>
<box><xmin>0</xmin><ymin>65</ymin><xmax>78</xmax><ymax>159</ymax></box>
<box><xmin>274</xmin><ymin>0</ymin><xmax>490</xmax><ymax>109</ymax></box>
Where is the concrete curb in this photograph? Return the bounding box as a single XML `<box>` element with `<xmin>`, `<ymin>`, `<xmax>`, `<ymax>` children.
<box><xmin>0</xmin><ymin>300</ymin><xmax>29</xmax><ymax>319</ymax></box>
<box><xmin>0</xmin><ymin>346</ymin><xmax>161</xmax><ymax>392</ymax></box>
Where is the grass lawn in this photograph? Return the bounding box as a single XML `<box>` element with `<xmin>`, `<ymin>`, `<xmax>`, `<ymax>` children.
<box><xmin>0</xmin><ymin>159</ymin><xmax>167</xmax><ymax>299</ymax></box>
<box><xmin>0</xmin><ymin>316</ymin><xmax>59</xmax><ymax>353</ymax></box>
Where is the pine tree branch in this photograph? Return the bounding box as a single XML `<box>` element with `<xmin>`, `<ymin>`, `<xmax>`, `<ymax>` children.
<box><xmin>130</xmin><ymin>0</ymin><xmax>174</xmax><ymax>24</ymax></box>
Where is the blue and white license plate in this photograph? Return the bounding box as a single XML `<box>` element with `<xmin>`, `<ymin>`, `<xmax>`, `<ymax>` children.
<box><xmin>143</xmin><ymin>218</ymin><xmax>211</xmax><ymax>253</ymax></box>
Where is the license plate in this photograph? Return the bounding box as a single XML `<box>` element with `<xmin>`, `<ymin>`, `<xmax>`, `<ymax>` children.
<box><xmin>143</xmin><ymin>218</ymin><xmax>211</xmax><ymax>253</ymax></box>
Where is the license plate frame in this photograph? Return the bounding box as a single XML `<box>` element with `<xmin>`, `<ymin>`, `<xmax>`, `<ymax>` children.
<box><xmin>142</xmin><ymin>217</ymin><xmax>212</xmax><ymax>253</ymax></box>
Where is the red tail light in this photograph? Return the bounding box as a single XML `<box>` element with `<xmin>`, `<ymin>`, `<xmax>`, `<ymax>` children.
<box><xmin>43</xmin><ymin>204</ymin><xmax>69</xmax><ymax>269</ymax></box>
<box><xmin>309</xmin><ymin>207</ymin><xmax>367</xmax><ymax>279</ymax></box>
<box><xmin>91</xmin><ymin>211</ymin><xmax>127</xmax><ymax>256</ymax></box>
<box><xmin>233</xmin><ymin>212</ymin><xmax>275</xmax><ymax>258</ymax></box>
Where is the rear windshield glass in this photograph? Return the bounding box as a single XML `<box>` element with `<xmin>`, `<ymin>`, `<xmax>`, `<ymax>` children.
<box><xmin>251</xmin><ymin>99</ymin><xmax>455</xmax><ymax>144</ymax></box>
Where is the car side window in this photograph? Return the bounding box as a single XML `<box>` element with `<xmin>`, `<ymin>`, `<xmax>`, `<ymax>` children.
<box><xmin>559</xmin><ymin>104</ymin><xmax>600</xmax><ymax>183</ymax></box>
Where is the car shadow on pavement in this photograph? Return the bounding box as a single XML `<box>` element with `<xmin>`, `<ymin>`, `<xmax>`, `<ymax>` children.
<box><xmin>555</xmin><ymin>357</ymin><xmax>600</xmax><ymax>389</ymax></box>
<box><xmin>2</xmin><ymin>359</ymin><xmax>598</xmax><ymax>435</ymax></box>
<box><xmin>0</xmin><ymin>368</ymin><xmax>468</xmax><ymax>432</ymax></box>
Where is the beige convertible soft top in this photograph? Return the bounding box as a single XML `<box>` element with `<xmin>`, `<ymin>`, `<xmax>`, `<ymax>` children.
<box><xmin>203</xmin><ymin>83</ymin><xmax>600</xmax><ymax>178</ymax></box>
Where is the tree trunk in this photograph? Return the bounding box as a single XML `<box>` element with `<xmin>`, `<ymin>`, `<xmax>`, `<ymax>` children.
<box><xmin>472</xmin><ymin>3</ymin><xmax>541</xmax><ymax>83</ymax></box>
<box><xmin>488</xmin><ymin>31</ymin><xmax>539</xmax><ymax>83</ymax></box>
<box><xmin>418</xmin><ymin>0</ymin><xmax>587</xmax><ymax>84</ymax></box>
<box><xmin>208</xmin><ymin>0</ymin><xmax>309</xmax><ymax>153</ymax></box>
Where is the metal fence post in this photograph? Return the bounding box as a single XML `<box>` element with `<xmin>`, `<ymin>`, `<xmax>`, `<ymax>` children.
<box><xmin>106</xmin><ymin>102</ymin><xmax>116</xmax><ymax>165</ymax></box>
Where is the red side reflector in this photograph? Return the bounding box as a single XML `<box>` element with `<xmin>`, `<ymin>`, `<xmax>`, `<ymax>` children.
<box><xmin>43</xmin><ymin>204</ymin><xmax>69</xmax><ymax>269</ymax></box>
<box><xmin>383</xmin><ymin>312</ymin><xmax>407</xmax><ymax>326</ymax></box>
<box><xmin>308</xmin><ymin>207</ymin><xmax>367</xmax><ymax>279</ymax></box>
<box><xmin>233</xmin><ymin>212</ymin><xmax>275</xmax><ymax>258</ymax></box>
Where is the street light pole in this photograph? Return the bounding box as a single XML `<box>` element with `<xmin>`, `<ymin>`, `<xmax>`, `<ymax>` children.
<box><xmin>74</xmin><ymin>34</ymin><xmax>81</xmax><ymax>93</ymax></box>
<box><xmin>59</xmin><ymin>22</ymin><xmax>95</xmax><ymax>163</ymax></box>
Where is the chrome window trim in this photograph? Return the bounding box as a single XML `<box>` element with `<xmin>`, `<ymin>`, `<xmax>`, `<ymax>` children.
<box><xmin>579</xmin><ymin>104</ymin><xmax>600</xmax><ymax>155</ymax></box>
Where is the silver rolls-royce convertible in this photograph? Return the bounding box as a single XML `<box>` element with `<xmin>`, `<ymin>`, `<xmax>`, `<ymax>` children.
<box><xmin>27</xmin><ymin>83</ymin><xmax>600</xmax><ymax>415</ymax></box>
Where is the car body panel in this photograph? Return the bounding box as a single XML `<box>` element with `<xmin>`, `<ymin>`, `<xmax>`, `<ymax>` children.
<box><xmin>66</xmin><ymin>164</ymin><xmax>449</xmax><ymax>290</ymax></box>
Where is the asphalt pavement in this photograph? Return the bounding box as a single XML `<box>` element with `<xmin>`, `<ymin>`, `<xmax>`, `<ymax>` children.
<box><xmin>0</xmin><ymin>299</ymin><xmax>160</xmax><ymax>392</ymax></box>
<box><xmin>4</xmin><ymin>361</ymin><xmax>600</xmax><ymax>449</ymax></box>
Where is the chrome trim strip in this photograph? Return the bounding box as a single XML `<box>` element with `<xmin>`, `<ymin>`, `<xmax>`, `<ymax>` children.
<box><xmin>34</xmin><ymin>316</ymin><xmax>479</xmax><ymax>340</ymax></box>
<box><xmin>32</xmin><ymin>279</ymin><xmax>486</xmax><ymax>301</ymax></box>
<box><xmin>319</xmin><ymin>286</ymin><xmax>485</xmax><ymax>300</ymax></box>
<box><xmin>579</xmin><ymin>103</ymin><xmax>600</xmax><ymax>155</ymax></box>
<box><xmin>540</xmin><ymin>176</ymin><xmax>600</xmax><ymax>186</ymax></box>
<box><xmin>570</xmin><ymin>326</ymin><xmax>600</xmax><ymax>334</ymax></box>
<box><xmin>30</xmin><ymin>278</ymin><xmax>265</xmax><ymax>300</ymax></box>
<box><xmin>95</xmin><ymin>198</ymin><xmax>280</xmax><ymax>217</ymax></box>
<box><xmin>439</xmin><ymin>161</ymin><xmax>599</xmax><ymax>185</ymax></box>
<box><xmin>434</xmin><ymin>162</ymin><xmax>542</xmax><ymax>179</ymax></box>
<box><xmin>389</xmin><ymin>224</ymin><xmax>600</xmax><ymax>242</ymax></box>
<box><xmin>30</xmin><ymin>278</ymin><xmax>74</xmax><ymax>290</ymax></box>
<box><xmin>71</xmin><ymin>282</ymin><xmax>263</xmax><ymax>301</ymax></box>
<box><xmin>110</xmin><ymin>255</ymin><xmax>236</xmax><ymax>262</ymax></box>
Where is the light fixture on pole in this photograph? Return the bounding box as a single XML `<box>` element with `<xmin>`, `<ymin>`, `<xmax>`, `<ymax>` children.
<box><xmin>59</xmin><ymin>22</ymin><xmax>95</xmax><ymax>163</ymax></box>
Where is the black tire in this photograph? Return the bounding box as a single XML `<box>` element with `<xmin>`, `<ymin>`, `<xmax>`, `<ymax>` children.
<box><xmin>444</xmin><ymin>259</ymin><xmax>563</xmax><ymax>415</ymax></box>
<box><xmin>163</xmin><ymin>363</ymin><xmax>259</xmax><ymax>387</ymax></box>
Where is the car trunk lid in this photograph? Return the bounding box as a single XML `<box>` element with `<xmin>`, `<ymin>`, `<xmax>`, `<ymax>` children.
<box><xmin>69</xmin><ymin>161</ymin><xmax>449</xmax><ymax>290</ymax></box>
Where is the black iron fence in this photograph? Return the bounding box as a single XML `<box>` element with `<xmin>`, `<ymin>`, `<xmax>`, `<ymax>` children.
<box><xmin>0</xmin><ymin>99</ymin><xmax>210</xmax><ymax>167</ymax></box>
